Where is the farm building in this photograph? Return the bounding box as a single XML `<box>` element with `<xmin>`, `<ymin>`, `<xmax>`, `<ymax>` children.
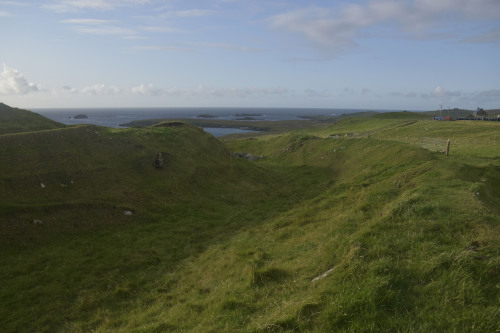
<box><xmin>473</xmin><ymin>107</ymin><xmax>488</xmax><ymax>117</ymax></box>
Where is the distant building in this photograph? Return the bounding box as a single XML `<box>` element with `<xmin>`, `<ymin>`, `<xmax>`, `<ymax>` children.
<box><xmin>474</xmin><ymin>107</ymin><xmax>488</xmax><ymax>117</ymax></box>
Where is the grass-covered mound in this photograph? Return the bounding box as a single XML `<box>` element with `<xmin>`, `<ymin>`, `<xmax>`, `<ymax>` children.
<box><xmin>0</xmin><ymin>103</ymin><xmax>64</xmax><ymax>134</ymax></box>
<box><xmin>0</xmin><ymin>110</ymin><xmax>498</xmax><ymax>332</ymax></box>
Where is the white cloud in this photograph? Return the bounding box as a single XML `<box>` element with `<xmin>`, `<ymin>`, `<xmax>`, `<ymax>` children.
<box><xmin>61</xmin><ymin>85</ymin><xmax>79</xmax><ymax>94</ymax></box>
<box><xmin>140</xmin><ymin>26</ymin><xmax>183</xmax><ymax>33</ymax></box>
<box><xmin>131</xmin><ymin>84</ymin><xmax>164</xmax><ymax>96</ymax></box>
<box><xmin>131</xmin><ymin>84</ymin><xmax>292</xmax><ymax>98</ymax></box>
<box><xmin>431</xmin><ymin>86</ymin><xmax>461</xmax><ymax>98</ymax></box>
<box><xmin>305</xmin><ymin>89</ymin><xmax>332</xmax><ymax>98</ymax></box>
<box><xmin>221</xmin><ymin>86</ymin><xmax>291</xmax><ymax>97</ymax></box>
<box><xmin>390</xmin><ymin>87</ymin><xmax>500</xmax><ymax>108</ymax></box>
<box><xmin>269</xmin><ymin>7</ymin><xmax>357</xmax><ymax>54</ymax></box>
<box><xmin>418</xmin><ymin>0</ymin><xmax>500</xmax><ymax>19</ymax></box>
<box><xmin>134</xmin><ymin>45</ymin><xmax>192</xmax><ymax>52</ymax></box>
<box><xmin>82</xmin><ymin>84</ymin><xmax>121</xmax><ymax>95</ymax></box>
<box><xmin>432</xmin><ymin>86</ymin><xmax>446</xmax><ymax>97</ymax></box>
<box><xmin>391</xmin><ymin>91</ymin><xmax>418</xmax><ymax>98</ymax></box>
<box><xmin>160</xmin><ymin>9</ymin><xmax>216</xmax><ymax>18</ymax></box>
<box><xmin>136</xmin><ymin>42</ymin><xmax>265</xmax><ymax>53</ymax></box>
<box><xmin>0</xmin><ymin>1</ymin><xmax>28</xmax><ymax>5</ymax></box>
<box><xmin>0</xmin><ymin>1</ymin><xmax>28</xmax><ymax>16</ymax></box>
<box><xmin>476</xmin><ymin>89</ymin><xmax>500</xmax><ymax>98</ymax></box>
<box><xmin>460</xmin><ymin>27</ymin><xmax>500</xmax><ymax>44</ymax></box>
<box><xmin>198</xmin><ymin>42</ymin><xmax>266</xmax><ymax>52</ymax></box>
<box><xmin>61</xmin><ymin>18</ymin><xmax>117</xmax><ymax>24</ymax></box>
<box><xmin>61</xmin><ymin>18</ymin><xmax>138</xmax><ymax>37</ymax></box>
<box><xmin>44</xmin><ymin>0</ymin><xmax>150</xmax><ymax>12</ymax></box>
<box><xmin>0</xmin><ymin>64</ymin><xmax>39</xmax><ymax>95</ymax></box>
<box><xmin>75</xmin><ymin>25</ymin><xmax>137</xmax><ymax>36</ymax></box>
<box><xmin>269</xmin><ymin>0</ymin><xmax>500</xmax><ymax>56</ymax></box>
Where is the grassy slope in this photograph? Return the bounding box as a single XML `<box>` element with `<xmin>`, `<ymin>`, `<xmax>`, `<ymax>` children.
<box><xmin>0</xmin><ymin>121</ymin><xmax>334</xmax><ymax>332</ymax></box>
<box><xmin>219</xmin><ymin>131</ymin><xmax>499</xmax><ymax>332</ymax></box>
<box><xmin>1</xmin><ymin>111</ymin><xmax>499</xmax><ymax>332</ymax></box>
<box><xmin>306</xmin><ymin>111</ymin><xmax>500</xmax><ymax>158</ymax></box>
<box><xmin>0</xmin><ymin>103</ymin><xmax>65</xmax><ymax>134</ymax></box>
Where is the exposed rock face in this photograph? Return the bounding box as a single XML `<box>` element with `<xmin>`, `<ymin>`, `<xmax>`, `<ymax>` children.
<box><xmin>232</xmin><ymin>152</ymin><xmax>264</xmax><ymax>161</ymax></box>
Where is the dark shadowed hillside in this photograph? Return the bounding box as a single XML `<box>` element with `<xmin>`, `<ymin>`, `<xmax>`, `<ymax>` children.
<box><xmin>0</xmin><ymin>103</ymin><xmax>65</xmax><ymax>134</ymax></box>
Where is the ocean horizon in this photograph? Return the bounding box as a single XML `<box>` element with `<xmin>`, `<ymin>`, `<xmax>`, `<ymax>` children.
<box><xmin>34</xmin><ymin>107</ymin><xmax>411</xmax><ymax>137</ymax></box>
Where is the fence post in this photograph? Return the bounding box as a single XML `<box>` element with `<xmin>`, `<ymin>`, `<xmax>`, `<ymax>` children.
<box><xmin>445</xmin><ymin>139</ymin><xmax>450</xmax><ymax>156</ymax></box>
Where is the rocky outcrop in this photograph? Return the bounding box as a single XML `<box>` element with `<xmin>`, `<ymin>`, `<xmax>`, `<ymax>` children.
<box><xmin>153</xmin><ymin>152</ymin><xmax>166</xmax><ymax>169</ymax></box>
<box><xmin>232</xmin><ymin>152</ymin><xmax>264</xmax><ymax>161</ymax></box>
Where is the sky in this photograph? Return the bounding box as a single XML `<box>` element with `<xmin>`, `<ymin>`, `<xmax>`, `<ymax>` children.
<box><xmin>0</xmin><ymin>0</ymin><xmax>499</xmax><ymax>110</ymax></box>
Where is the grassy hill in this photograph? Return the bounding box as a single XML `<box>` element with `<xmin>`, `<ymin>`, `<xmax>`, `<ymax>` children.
<box><xmin>0</xmin><ymin>109</ymin><xmax>499</xmax><ymax>332</ymax></box>
<box><xmin>0</xmin><ymin>103</ymin><xmax>65</xmax><ymax>134</ymax></box>
<box><xmin>122</xmin><ymin>116</ymin><xmax>337</xmax><ymax>136</ymax></box>
<box><xmin>424</xmin><ymin>108</ymin><xmax>500</xmax><ymax>118</ymax></box>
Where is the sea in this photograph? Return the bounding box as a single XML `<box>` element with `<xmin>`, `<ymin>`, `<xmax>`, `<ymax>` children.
<box><xmin>34</xmin><ymin>107</ymin><xmax>402</xmax><ymax>137</ymax></box>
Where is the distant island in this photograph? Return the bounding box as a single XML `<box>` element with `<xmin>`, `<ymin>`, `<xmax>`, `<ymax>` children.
<box><xmin>197</xmin><ymin>114</ymin><xmax>217</xmax><ymax>118</ymax></box>
<box><xmin>235</xmin><ymin>113</ymin><xmax>263</xmax><ymax>117</ymax></box>
<box><xmin>73</xmin><ymin>114</ymin><xmax>88</xmax><ymax>119</ymax></box>
<box><xmin>236</xmin><ymin>116</ymin><xmax>258</xmax><ymax>121</ymax></box>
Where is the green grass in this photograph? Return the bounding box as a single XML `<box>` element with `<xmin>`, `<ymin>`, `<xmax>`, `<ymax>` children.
<box><xmin>0</xmin><ymin>108</ymin><xmax>499</xmax><ymax>332</ymax></box>
<box><xmin>123</xmin><ymin>116</ymin><xmax>337</xmax><ymax>138</ymax></box>
<box><xmin>0</xmin><ymin>103</ymin><xmax>64</xmax><ymax>134</ymax></box>
<box><xmin>303</xmin><ymin>112</ymin><xmax>500</xmax><ymax>159</ymax></box>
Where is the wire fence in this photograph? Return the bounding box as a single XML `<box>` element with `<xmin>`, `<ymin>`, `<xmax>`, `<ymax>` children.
<box><xmin>327</xmin><ymin>133</ymin><xmax>499</xmax><ymax>156</ymax></box>
<box><xmin>420</xmin><ymin>137</ymin><xmax>450</xmax><ymax>155</ymax></box>
<box><xmin>368</xmin><ymin>135</ymin><xmax>498</xmax><ymax>146</ymax></box>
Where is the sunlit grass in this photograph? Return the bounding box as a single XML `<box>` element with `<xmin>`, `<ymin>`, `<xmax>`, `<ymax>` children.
<box><xmin>0</xmin><ymin>111</ymin><xmax>498</xmax><ymax>332</ymax></box>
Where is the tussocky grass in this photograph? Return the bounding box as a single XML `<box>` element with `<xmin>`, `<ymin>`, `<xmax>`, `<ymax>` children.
<box><xmin>0</xmin><ymin>108</ymin><xmax>498</xmax><ymax>332</ymax></box>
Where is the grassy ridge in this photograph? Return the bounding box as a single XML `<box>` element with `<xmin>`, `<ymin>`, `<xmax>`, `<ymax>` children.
<box><xmin>0</xmin><ymin>109</ymin><xmax>499</xmax><ymax>332</ymax></box>
<box><xmin>1</xmin><ymin>122</ymin><xmax>301</xmax><ymax>244</ymax></box>
<box><xmin>298</xmin><ymin>112</ymin><xmax>500</xmax><ymax>159</ymax></box>
<box><xmin>123</xmin><ymin>117</ymin><xmax>337</xmax><ymax>137</ymax></box>
<box><xmin>0</xmin><ymin>103</ymin><xmax>64</xmax><ymax>134</ymax></box>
